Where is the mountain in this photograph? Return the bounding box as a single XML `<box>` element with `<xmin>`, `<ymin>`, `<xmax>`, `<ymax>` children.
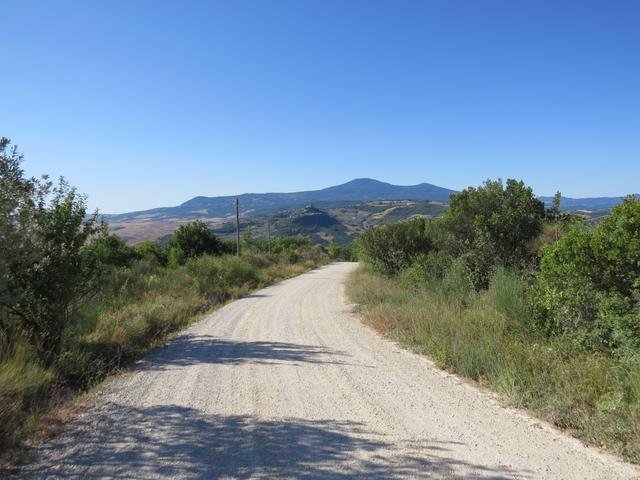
<box><xmin>106</xmin><ymin>178</ymin><xmax>456</xmax><ymax>223</ymax></box>
<box><xmin>539</xmin><ymin>194</ymin><xmax>640</xmax><ymax>212</ymax></box>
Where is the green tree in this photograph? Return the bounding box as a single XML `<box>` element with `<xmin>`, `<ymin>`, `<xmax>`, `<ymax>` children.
<box><xmin>0</xmin><ymin>138</ymin><xmax>38</xmax><ymax>309</ymax></box>
<box><xmin>134</xmin><ymin>240</ymin><xmax>168</xmax><ymax>266</ymax></box>
<box><xmin>440</xmin><ymin>179</ymin><xmax>545</xmax><ymax>284</ymax></box>
<box><xmin>0</xmin><ymin>139</ymin><xmax>104</xmax><ymax>359</ymax></box>
<box><xmin>167</xmin><ymin>221</ymin><xmax>222</xmax><ymax>263</ymax></box>
<box><xmin>591</xmin><ymin>196</ymin><xmax>640</xmax><ymax>295</ymax></box>
<box><xmin>86</xmin><ymin>233</ymin><xmax>136</xmax><ymax>268</ymax></box>
<box><xmin>536</xmin><ymin>196</ymin><xmax>640</xmax><ymax>347</ymax></box>
<box><xmin>357</xmin><ymin>217</ymin><xmax>432</xmax><ymax>275</ymax></box>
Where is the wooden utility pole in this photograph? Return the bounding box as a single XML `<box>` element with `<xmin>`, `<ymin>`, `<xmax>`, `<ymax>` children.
<box><xmin>235</xmin><ymin>199</ymin><xmax>241</xmax><ymax>257</ymax></box>
<box><xmin>267</xmin><ymin>216</ymin><xmax>272</xmax><ymax>255</ymax></box>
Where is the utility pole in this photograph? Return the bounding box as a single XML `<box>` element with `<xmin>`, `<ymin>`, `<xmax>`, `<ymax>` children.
<box><xmin>235</xmin><ymin>199</ymin><xmax>241</xmax><ymax>257</ymax></box>
<box><xmin>267</xmin><ymin>216</ymin><xmax>272</xmax><ymax>255</ymax></box>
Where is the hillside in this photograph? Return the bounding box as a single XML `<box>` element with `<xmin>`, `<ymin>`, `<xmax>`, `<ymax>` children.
<box><xmin>205</xmin><ymin>200</ymin><xmax>447</xmax><ymax>245</ymax></box>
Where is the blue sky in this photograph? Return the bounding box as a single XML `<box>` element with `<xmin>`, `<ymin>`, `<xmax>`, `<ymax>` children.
<box><xmin>2</xmin><ymin>1</ymin><xmax>639</xmax><ymax>213</ymax></box>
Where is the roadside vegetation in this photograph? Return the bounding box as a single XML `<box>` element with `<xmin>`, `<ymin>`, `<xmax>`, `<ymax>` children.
<box><xmin>0</xmin><ymin>138</ymin><xmax>330</xmax><ymax>460</ymax></box>
<box><xmin>350</xmin><ymin>179</ymin><xmax>640</xmax><ymax>462</ymax></box>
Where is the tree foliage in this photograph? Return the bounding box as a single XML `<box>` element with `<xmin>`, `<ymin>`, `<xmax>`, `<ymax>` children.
<box><xmin>0</xmin><ymin>138</ymin><xmax>105</xmax><ymax>359</ymax></box>
<box><xmin>357</xmin><ymin>217</ymin><xmax>433</xmax><ymax>275</ymax></box>
<box><xmin>536</xmin><ymin>196</ymin><xmax>640</xmax><ymax>349</ymax></box>
<box><xmin>166</xmin><ymin>220</ymin><xmax>222</xmax><ymax>265</ymax></box>
<box><xmin>441</xmin><ymin>179</ymin><xmax>545</xmax><ymax>267</ymax></box>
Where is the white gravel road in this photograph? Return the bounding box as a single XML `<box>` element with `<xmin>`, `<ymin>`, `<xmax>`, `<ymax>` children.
<box><xmin>16</xmin><ymin>262</ymin><xmax>638</xmax><ymax>479</ymax></box>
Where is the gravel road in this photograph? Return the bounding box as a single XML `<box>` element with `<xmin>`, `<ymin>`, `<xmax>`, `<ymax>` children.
<box><xmin>17</xmin><ymin>262</ymin><xmax>638</xmax><ymax>479</ymax></box>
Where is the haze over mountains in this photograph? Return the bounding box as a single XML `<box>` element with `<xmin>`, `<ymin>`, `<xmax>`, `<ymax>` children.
<box><xmin>105</xmin><ymin>178</ymin><xmax>638</xmax><ymax>244</ymax></box>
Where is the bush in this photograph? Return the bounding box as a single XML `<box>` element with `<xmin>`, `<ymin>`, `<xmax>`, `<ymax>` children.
<box><xmin>327</xmin><ymin>242</ymin><xmax>354</xmax><ymax>261</ymax></box>
<box><xmin>134</xmin><ymin>240</ymin><xmax>168</xmax><ymax>266</ymax></box>
<box><xmin>185</xmin><ymin>256</ymin><xmax>226</xmax><ymax>302</ymax></box>
<box><xmin>487</xmin><ymin>267</ymin><xmax>531</xmax><ymax>327</ymax></box>
<box><xmin>218</xmin><ymin>256</ymin><xmax>260</xmax><ymax>290</ymax></box>
<box><xmin>536</xmin><ymin>197</ymin><xmax>640</xmax><ymax>351</ymax></box>
<box><xmin>0</xmin><ymin>139</ymin><xmax>105</xmax><ymax>360</ymax></box>
<box><xmin>357</xmin><ymin>217</ymin><xmax>433</xmax><ymax>275</ymax></box>
<box><xmin>440</xmin><ymin>179</ymin><xmax>545</xmax><ymax>286</ymax></box>
<box><xmin>87</xmin><ymin>234</ymin><xmax>137</xmax><ymax>269</ymax></box>
<box><xmin>0</xmin><ymin>337</ymin><xmax>54</xmax><ymax>452</ymax></box>
<box><xmin>592</xmin><ymin>196</ymin><xmax>640</xmax><ymax>296</ymax></box>
<box><xmin>167</xmin><ymin>221</ymin><xmax>222</xmax><ymax>263</ymax></box>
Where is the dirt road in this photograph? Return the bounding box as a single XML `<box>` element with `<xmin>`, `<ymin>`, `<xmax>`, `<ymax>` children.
<box><xmin>17</xmin><ymin>262</ymin><xmax>637</xmax><ymax>479</ymax></box>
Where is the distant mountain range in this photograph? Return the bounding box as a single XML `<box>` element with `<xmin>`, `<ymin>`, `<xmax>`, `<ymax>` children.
<box><xmin>105</xmin><ymin>178</ymin><xmax>638</xmax><ymax>244</ymax></box>
<box><xmin>540</xmin><ymin>194</ymin><xmax>640</xmax><ymax>212</ymax></box>
<box><xmin>106</xmin><ymin>178</ymin><xmax>456</xmax><ymax>223</ymax></box>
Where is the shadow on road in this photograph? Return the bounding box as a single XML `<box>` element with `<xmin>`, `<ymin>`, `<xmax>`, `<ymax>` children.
<box><xmin>139</xmin><ymin>335</ymin><xmax>352</xmax><ymax>371</ymax></box>
<box><xmin>18</xmin><ymin>402</ymin><xmax>529</xmax><ymax>479</ymax></box>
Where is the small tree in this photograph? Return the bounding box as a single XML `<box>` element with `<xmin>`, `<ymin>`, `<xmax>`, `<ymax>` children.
<box><xmin>0</xmin><ymin>138</ymin><xmax>104</xmax><ymax>359</ymax></box>
<box><xmin>134</xmin><ymin>240</ymin><xmax>168</xmax><ymax>266</ymax></box>
<box><xmin>440</xmin><ymin>179</ymin><xmax>545</xmax><ymax>285</ymax></box>
<box><xmin>536</xmin><ymin>196</ymin><xmax>640</xmax><ymax>346</ymax></box>
<box><xmin>592</xmin><ymin>196</ymin><xmax>640</xmax><ymax>295</ymax></box>
<box><xmin>357</xmin><ymin>217</ymin><xmax>432</xmax><ymax>275</ymax></box>
<box><xmin>86</xmin><ymin>233</ymin><xmax>136</xmax><ymax>268</ymax></box>
<box><xmin>167</xmin><ymin>221</ymin><xmax>222</xmax><ymax>263</ymax></box>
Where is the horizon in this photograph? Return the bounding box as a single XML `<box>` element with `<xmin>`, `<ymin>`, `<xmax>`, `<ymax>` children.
<box><xmin>2</xmin><ymin>1</ymin><xmax>639</xmax><ymax>213</ymax></box>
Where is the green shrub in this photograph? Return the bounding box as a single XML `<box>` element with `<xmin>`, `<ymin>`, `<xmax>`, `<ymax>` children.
<box><xmin>134</xmin><ymin>240</ymin><xmax>168</xmax><ymax>266</ymax></box>
<box><xmin>327</xmin><ymin>242</ymin><xmax>354</xmax><ymax>261</ymax></box>
<box><xmin>218</xmin><ymin>256</ymin><xmax>260</xmax><ymax>289</ymax></box>
<box><xmin>487</xmin><ymin>267</ymin><xmax>531</xmax><ymax>327</ymax></box>
<box><xmin>357</xmin><ymin>217</ymin><xmax>433</xmax><ymax>275</ymax></box>
<box><xmin>167</xmin><ymin>221</ymin><xmax>223</xmax><ymax>263</ymax></box>
<box><xmin>399</xmin><ymin>250</ymin><xmax>453</xmax><ymax>288</ymax></box>
<box><xmin>185</xmin><ymin>255</ymin><xmax>227</xmax><ymax>302</ymax></box>
<box><xmin>86</xmin><ymin>234</ymin><xmax>136</xmax><ymax>268</ymax></box>
<box><xmin>536</xmin><ymin>197</ymin><xmax>640</xmax><ymax>351</ymax></box>
<box><xmin>439</xmin><ymin>179</ymin><xmax>545</xmax><ymax>286</ymax></box>
<box><xmin>592</xmin><ymin>196</ymin><xmax>640</xmax><ymax>296</ymax></box>
<box><xmin>0</xmin><ymin>139</ymin><xmax>105</xmax><ymax>360</ymax></box>
<box><xmin>440</xmin><ymin>258</ymin><xmax>475</xmax><ymax>302</ymax></box>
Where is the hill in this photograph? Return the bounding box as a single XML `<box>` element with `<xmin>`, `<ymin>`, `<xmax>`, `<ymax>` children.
<box><xmin>540</xmin><ymin>194</ymin><xmax>640</xmax><ymax>212</ymax></box>
<box><xmin>106</xmin><ymin>179</ymin><xmax>455</xmax><ymax>243</ymax></box>
<box><xmin>185</xmin><ymin>200</ymin><xmax>446</xmax><ymax>245</ymax></box>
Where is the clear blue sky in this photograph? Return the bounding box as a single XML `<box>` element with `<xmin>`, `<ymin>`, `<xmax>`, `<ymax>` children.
<box><xmin>2</xmin><ymin>1</ymin><xmax>639</xmax><ymax>213</ymax></box>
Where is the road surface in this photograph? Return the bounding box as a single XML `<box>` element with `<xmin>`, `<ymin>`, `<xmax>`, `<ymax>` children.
<box><xmin>17</xmin><ymin>262</ymin><xmax>637</xmax><ymax>479</ymax></box>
